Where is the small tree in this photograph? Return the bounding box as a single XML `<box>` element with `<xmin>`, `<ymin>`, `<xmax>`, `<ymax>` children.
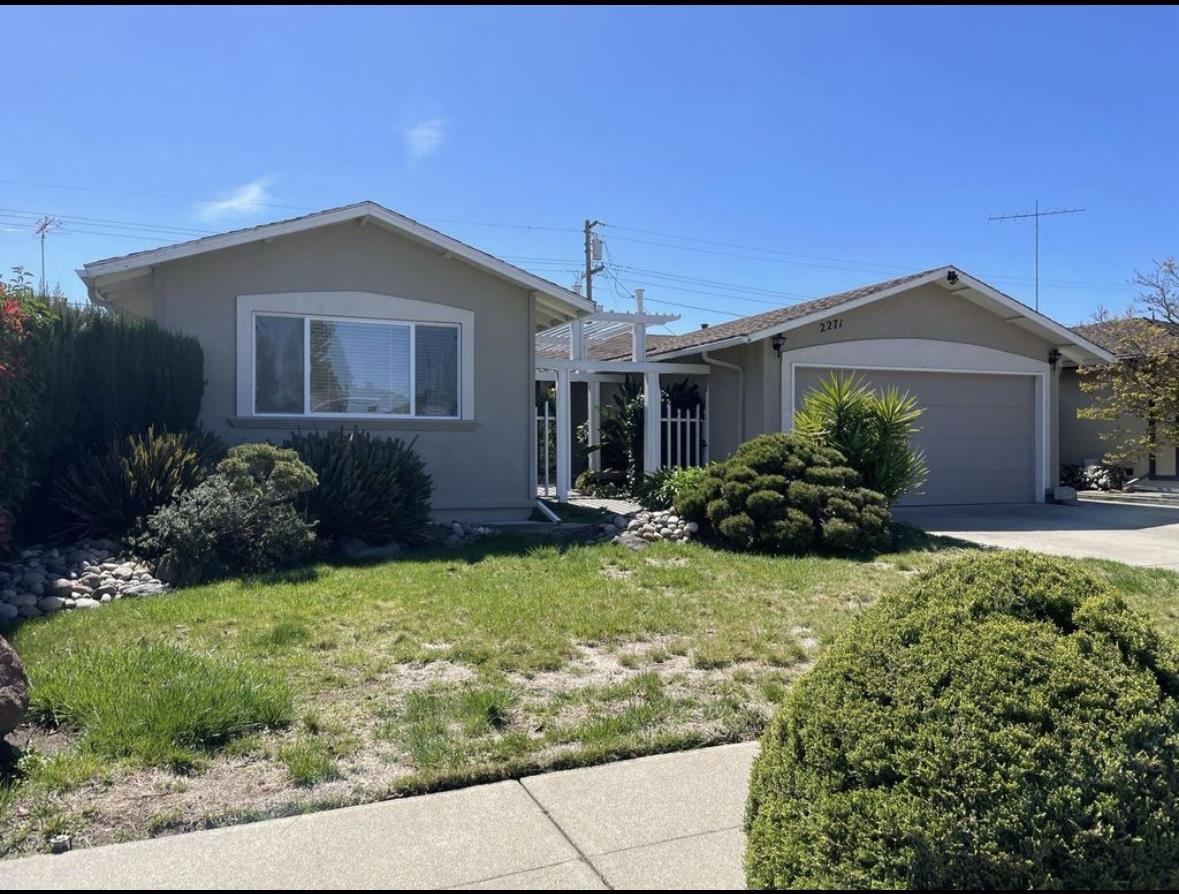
<box><xmin>1077</xmin><ymin>259</ymin><xmax>1179</xmax><ymax>466</ymax></box>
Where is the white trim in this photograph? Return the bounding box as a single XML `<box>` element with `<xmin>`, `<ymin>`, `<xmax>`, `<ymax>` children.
<box><xmin>79</xmin><ymin>201</ymin><xmax>595</xmax><ymax>319</ymax></box>
<box><xmin>536</xmin><ymin>358</ymin><xmax>709</xmax><ymax>374</ymax></box>
<box><xmin>236</xmin><ymin>291</ymin><xmax>475</xmax><ymax>421</ymax></box>
<box><xmin>780</xmin><ymin>338</ymin><xmax>1051</xmax><ymax>503</ymax></box>
<box><xmin>650</xmin><ymin>267</ymin><xmax>1114</xmax><ymax>364</ymax></box>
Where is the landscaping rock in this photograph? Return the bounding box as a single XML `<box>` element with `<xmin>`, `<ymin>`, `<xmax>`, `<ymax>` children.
<box><xmin>0</xmin><ymin>635</ymin><xmax>28</xmax><ymax>737</ymax></box>
<box><xmin>0</xmin><ymin>539</ymin><xmax>168</xmax><ymax>618</ymax></box>
<box><xmin>609</xmin><ymin>509</ymin><xmax>697</xmax><ymax>549</ymax></box>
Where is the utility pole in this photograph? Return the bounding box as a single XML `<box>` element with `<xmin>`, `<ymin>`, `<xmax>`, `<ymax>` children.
<box><xmin>583</xmin><ymin>219</ymin><xmax>604</xmax><ymax>304</ymax></box>
<box><xmin>988</xmin><ymin>201</ymin><xmax>1084</xmax><ymax>311</ymax></box>
<box><xmin>33</xmin><ymin>216</ymin><xmax>60</xmax><ymax>295</ymax></box>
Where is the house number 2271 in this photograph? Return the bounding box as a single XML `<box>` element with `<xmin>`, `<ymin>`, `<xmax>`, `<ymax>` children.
<box><xmin>818</xmin><ymin>318</ymin><xmax>843</xmax><ymax>333</ymax></box>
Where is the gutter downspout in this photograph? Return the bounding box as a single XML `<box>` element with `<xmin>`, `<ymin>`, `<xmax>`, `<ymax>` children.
<box><xmin>702</xmin><ymin>351</ymin><xmax>744</xmax><ymax>444</ymax></box>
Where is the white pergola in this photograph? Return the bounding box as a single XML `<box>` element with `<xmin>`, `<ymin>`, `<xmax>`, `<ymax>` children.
<box><xmin>535</xmin><ymin>297</ymin><xmax>710</xmax><ymax>501</ymax></box>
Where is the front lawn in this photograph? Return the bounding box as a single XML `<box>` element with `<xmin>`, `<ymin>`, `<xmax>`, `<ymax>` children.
<box><xmin>2</xmin><ymin>532</ymin><xmax>1178</xmax><ymax>855</ymax></box>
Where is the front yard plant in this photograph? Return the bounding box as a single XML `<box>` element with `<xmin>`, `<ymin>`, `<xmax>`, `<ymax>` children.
<box><xmin>676</xmin><ymin>433</ymin><xmax>890</xmax><ymax>554</ymax></box>
<box><xmin>286</xmin><ymin>428</ymin><xmax>432</xmax><ymax>547</ymax></box>
<box><xmin>139</xmin><ymin>443</ymin><xmax>319</xmax><ymax>585</ymax></box>
<box><xmin>745</xmin><ymin>550</ymin><xmax>1179</xmax><ymax>889</ymax></box>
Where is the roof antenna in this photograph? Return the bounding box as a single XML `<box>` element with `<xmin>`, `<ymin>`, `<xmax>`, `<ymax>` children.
<box><xmin>988</xmin><ymin>200</ymin><xmax>1084</xmax><ymax>311</ymax></box>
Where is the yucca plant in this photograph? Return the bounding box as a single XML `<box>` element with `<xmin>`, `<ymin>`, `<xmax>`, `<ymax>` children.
<box><xmin>52</xmin><ymin>426</ymin><xmax>225</xmax><ymax>539</ymax></box>
<box><xmin>793</xmin><ymin>372</ymin><xmax>928</xmax><ymax>503</ymax></box>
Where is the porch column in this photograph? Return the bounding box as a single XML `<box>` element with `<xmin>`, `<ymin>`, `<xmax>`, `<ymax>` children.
<box><xmin>587</xmin><ymin>380</ymin><xmax>601</xmax><ymax>473</ymax></box>
<box><xmin>643</xmin><ymin>370</ymin><xmax>661</xmax><ymax>476</ymax></box>
<box><xmin>556</xmin><ymin>368</ymin><xmax>572</xmax><ymax>502</ymax></box>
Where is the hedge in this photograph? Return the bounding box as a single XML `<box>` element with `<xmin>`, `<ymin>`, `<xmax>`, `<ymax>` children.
<box><xmin>0</xmin><ymin>297</ymin><xmax>204</xmax><ymax>534</ymax></box>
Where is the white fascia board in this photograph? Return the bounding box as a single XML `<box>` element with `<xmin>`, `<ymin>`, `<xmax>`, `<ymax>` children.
<box><xmin>78</xmin><ymin>202</ymin><xmax>595</xmax><ymax>318</ymax></box>
<box><xmin>537</xmin><ymin>358</ymin><xmax>710</xmax><ymax>374</ymax></box>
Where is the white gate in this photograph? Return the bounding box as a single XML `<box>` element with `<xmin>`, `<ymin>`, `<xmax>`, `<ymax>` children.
<box><xmin>661</xmin><ymin>402</ymin><xmax>706</xmax><ymax>468</ymax></box>
<box><xmin>536</xmin><ymin>400</ymin><xmax>556</xmax><ymax>496</ymax></box>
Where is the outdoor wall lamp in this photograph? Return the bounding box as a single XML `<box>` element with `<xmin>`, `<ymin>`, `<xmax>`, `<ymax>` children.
<box><xmin>771</xmin><ymin>333</ymin><xmax>785</xmax><ymax>356</ymax></box>
<box><xmin>1048</xmin><ymin>348</ymin><xmax>1061</xmax><ymax>368</ymax></box>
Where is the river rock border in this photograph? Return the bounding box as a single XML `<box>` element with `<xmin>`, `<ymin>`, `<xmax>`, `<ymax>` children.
<box><xmin>0</xmin><ymin>540</ymin><xmax>166</xmax><ymax>622</ymax></box>
<box><xmin>603</xmin><ymin>509</ymin><xmax>698</xmax><ymax>549</ymax></box>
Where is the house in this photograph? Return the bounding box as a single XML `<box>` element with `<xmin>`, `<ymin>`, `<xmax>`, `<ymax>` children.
<box><xmin>1061</xmin><ymin>317</ymin><xmax>1179</xmax><ymax>481</ymax></box>
<box><xmin>77</xmin><ymin>202</ymin><xmax>594</xmax><ymax>521</ymax></box>
<box><xmin>543</xmin><ymin>267</ymin><xmax>1114</xmax><ymax>505</ymax></box>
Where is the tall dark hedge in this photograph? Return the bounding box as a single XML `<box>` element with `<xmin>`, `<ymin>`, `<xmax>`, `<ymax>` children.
<box><xmin>0</xmin><ymin>298</ymin><xmax>204</xmax><ymax>533</ymax></box>
<box><xmin>745</xmin><ymin>551</ymin><xmax>1179</xmax><ymax>889</ymax></box>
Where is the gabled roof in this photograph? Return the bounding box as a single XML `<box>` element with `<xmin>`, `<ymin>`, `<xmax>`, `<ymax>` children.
<box><xmin>599</xmin><ymin>265</ymin><xmax>1114</xmax><ymax>364</ymax></box>
<box><xmin>76</xmin><ymin>201</ymin><xmax>596</xmax><ymax>323</ymax></box>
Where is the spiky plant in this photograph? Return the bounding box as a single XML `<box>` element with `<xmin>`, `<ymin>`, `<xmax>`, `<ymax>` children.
<box><xmin>793</xmin><ymin>372</ymin><xmax>928</xmax><ymax>504</ymax></box>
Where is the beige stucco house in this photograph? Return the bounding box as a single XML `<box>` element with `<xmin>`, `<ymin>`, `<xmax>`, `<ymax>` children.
<box><xmin>78</xmin><ymin>204</ymin><xmax>1119</xmax><ymax>516</ymax></box>
<box><xmin>560</xmin><ymin>267</ymin><xmax>1114</xmax><ymax>506</ymax></box>
<box><xmin>77</xmin><ymin>202</ymin><xmax>594</xmax><ymax>521</ymax></box>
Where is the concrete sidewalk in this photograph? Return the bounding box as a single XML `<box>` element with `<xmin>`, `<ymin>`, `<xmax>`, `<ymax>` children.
<box><xmin>0</xmin><ymin>742</ymin><xmax>757</xmax><ymax>890</ymax></box>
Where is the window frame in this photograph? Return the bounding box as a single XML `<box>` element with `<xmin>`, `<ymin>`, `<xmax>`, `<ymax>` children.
<box><xmin>237</xmin><ymin>292</ymin><xmax>475</xmax><ymax>423</ymax></box>
<box><xmin>252</xmin><ymin>312</ymin><xmax>461</xmax><ymax>420</ymax></box>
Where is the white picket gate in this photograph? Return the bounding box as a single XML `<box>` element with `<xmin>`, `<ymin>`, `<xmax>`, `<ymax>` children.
<box><xmin>536</xmin><ymin>400</ymin><xmax>556</xmax><ymax>496</ymax></box>
<box><xmin>661</xmin><ymin>402</ymin><xmax>706</xmax><ymax>468</ymax></box>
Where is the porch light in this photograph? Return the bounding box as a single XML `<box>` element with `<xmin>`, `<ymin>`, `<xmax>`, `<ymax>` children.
<box><xmin>771</xmin><ymin>333</ymin><xmax>785</xmax><ymax>356</ymax></box>
<box><xmin>1048</xmin><ymin>348</ymin><xmax>1061</xmax><ymax>368</ymax></box>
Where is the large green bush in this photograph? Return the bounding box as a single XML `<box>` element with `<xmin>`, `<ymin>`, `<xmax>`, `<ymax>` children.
<box><xmin>632</xmin><ymin>464</ymin><xmax>712</xmax><ymax>511</ymax></box>
<box><xmin>52</xmin><ymin>426</ymin><xmax>225</xmax><ymax>539</ymax></box>
<box><xmin>285</xmin><ymin>429</ymin><xmax>433</xmax><ymax>546</ymax></box>
<box><xmin>794</xmin><ymin>371</ymin><xmax>928</xmax><ymax>503</ymax></box>
<box><xmin>0</xmin><ymin>292</ymin><xmax>204</xmax><ymax>534</ymax></box>
<box><xmin>675</xmin><ymin>433</ymin><xmax>889</xmax><ymax>554</ymax></box>
<box><xmin>140</xmin><ymin>444</ymin><xmax>319</xmax><ymax>584</ymax></box>
<box><xmin>746</xmin><ymin>551</ymin><xmax>1179</xmax><ymax>889</ymax></box>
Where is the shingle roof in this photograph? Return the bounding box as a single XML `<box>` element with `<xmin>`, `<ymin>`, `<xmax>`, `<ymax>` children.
<box><xmin>1071</xmin><ymin>318</ymin><xmax>1179</xmax><ymax>355</ymax></box>
<box><xmin>598</xmin><ymin>268</ymin><xmax>944</xmax><ymax>359</ymax></box>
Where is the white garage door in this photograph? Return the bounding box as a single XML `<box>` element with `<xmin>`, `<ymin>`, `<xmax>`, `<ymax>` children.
<box><xmin>793</xmin><ymin>368</ymin><xmax>1037</xmax><ymax>505</ymax></box>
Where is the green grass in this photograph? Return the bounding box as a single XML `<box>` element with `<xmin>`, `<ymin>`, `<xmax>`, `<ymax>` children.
<box><xmin>278</xmin><ymin>739</ymin><xmax>340</xmax><ymax>786</ymax></box>
<box><xmin>27</xmin><ymin>642</ymin><xmax>292</xmax><ymax>770</ymax></box>
<box><xmin>2</xmin><ymin>531</ymin><xmax>1177</xmax><ymax>855</ymax></box>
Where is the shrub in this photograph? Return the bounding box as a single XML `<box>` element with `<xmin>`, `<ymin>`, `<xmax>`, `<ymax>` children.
<box><xmin>1061</xmin><ymin>461</ymin><xmax>1129</xmax><ymax>492</ymax></box>
<box><xmin>574</xmin><ymin>469</ymin><xmax>627</xmax><ymax>498</ymax></box>
<box><xmin>0</xmin><ymin>292</ymin><xmax>204</xmax><ymax>535</ymax></box>
<box><xmin>28</xmin><ymin>642</ymin><xmax>292</xmax><ymax>770</ymax></box>
<box><xmin>793</xmin><ymin>371</ymin><xmax>928</xmax><ymax>503</ymax></box>
<box><xmin>285</xmin><ymin>429</ymin><xmax>432</xmax><ymax>546</ymax></box>
<box><xmin>52</xmin><ymin>426</ymin><xmax>225</xmax><ymax>539</ymax></box>
<box><xmin>746</xmin><ymin>551</ymin><xmax>1179</xmax><ymax>890</ymax></box>
<box><xmin>140</xmin><ymin>444</ymin><xmax>319</xmax><ymax>584</ymax></box>
<box><xmin>632</xmin><ymin>464</ymin><xmax>712</xmax><ymax>510</ymax></box>
<box><xmin>675</xmin><ymin>433</ymin><xmax>889</xmax><ymax>554</ymax></box>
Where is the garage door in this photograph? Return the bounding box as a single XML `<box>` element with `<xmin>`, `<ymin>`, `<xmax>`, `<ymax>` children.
<box><xmin>793</xmin><ymin>368</ymin><xmax>1036</xmax><ymax>505</ymax></box>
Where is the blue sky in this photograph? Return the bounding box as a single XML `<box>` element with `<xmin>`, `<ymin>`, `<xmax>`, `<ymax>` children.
<box><xmin>3</xmin><ymin>5</ymin><xmax>1176</xmax><ymax>330</ymax></box>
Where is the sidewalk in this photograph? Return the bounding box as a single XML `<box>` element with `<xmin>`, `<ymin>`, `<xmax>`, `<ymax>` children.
<box><xmin>0</xmin><ymin>742</ymin><xmax>757</xmax><ymax>890</ymax></box>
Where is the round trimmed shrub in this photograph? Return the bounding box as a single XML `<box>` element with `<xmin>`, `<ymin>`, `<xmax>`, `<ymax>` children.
<box><xmin>674</xmin><ymin>433</ymin><xmax>889</xmax><ymax>554</ymax></box>
<box><xmin>745</xmin><ymin>551</ymin><xmax>1179</xmax><ymax>890</ymax></box>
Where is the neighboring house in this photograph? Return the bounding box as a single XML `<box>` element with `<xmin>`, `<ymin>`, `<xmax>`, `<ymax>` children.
<box><xmin>557</xmin><ymin>266</ymin><xmax>1113</xmax><ymax>505</ymax></box>
<box><xmin>1062</xmin><ymin>318</ymin><xmax>1179</xmax><ymax>481</ymax></box>
<box><xmin>77</xmin><ymin>202</ymin><xmax>594</xmax><ymax>521</ymax></box>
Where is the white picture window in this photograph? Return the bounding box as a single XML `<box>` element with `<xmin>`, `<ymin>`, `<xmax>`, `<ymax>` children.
<box><xmin>253</xmin><ymin>313</ymin><xmax>461</xmax><ymax>419</ymax></box>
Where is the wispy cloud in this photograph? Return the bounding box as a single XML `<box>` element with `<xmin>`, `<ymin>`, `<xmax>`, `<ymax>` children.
<box><xmin>196</xmin><ymin>177</ymin><xmax>275</xmax><ymax>222</ymax></box>
<box><xmin>403</xmin><ymin>118</ymin><xmax>446</xmax><ymax>161</ymax></box>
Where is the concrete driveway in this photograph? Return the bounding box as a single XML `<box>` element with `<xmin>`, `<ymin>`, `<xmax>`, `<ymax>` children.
<box><xmin>894</xmin><ymin>500</ymin><xmax>1179</xmax><ymax>571</ymax></box>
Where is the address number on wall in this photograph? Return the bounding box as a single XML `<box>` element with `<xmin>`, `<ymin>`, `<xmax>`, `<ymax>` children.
<box><xmin>818</xmin><ymin>318</ymin><xmax>844</xmax><ymax>333</ymax></box>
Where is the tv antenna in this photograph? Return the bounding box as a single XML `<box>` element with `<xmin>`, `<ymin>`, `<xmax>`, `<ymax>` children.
<box><xmin>988</xmin><ymin>200</ymin><xmax>1084</xmax><ymax>310</ymax></box>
